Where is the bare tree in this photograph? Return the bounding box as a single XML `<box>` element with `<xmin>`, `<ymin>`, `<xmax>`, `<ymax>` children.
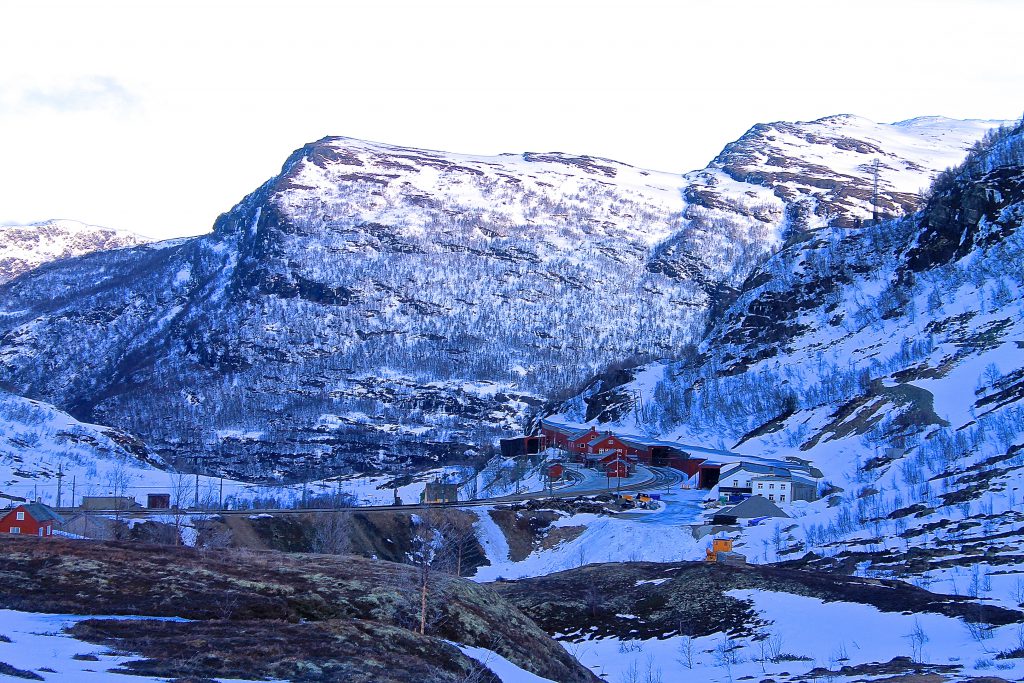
<box><xmin>620</xmin><ymin>659</ymin><xmax>640</xmax><ymax>683</ymax></box>
<box><xmin>310</xmin><ymin>510</ymin><xmax>351</xmax><ymax>555</ymax></box>
<box><xmin>170</xmin><ymin>471</ymin><xmax>193</xmax><ymax>546</ymax></box>
<box><xmin>107</xmin><ymin>457</ymin><xmax>134</xmax><ymax>538</ymax></box>
<box><xmin>583</xmin><ymin>582</ymin><xmax>603</xmax><ymax>618</ymax></box>
<box><xmin>576</xmin><ymin>543</ymin><xmax>588</xmax><ymax>568</ymax></box>
<box><xmin>410</xmin><ymin>509</ymin><xmax>455</xmax><ymax>635</ymax></box>
<box><xmin>676</xmin><ymin>635</ymin><xmax>695</xmax><ymax>669</ymax></box>
<box><xmin>905</xmin><ymin>618</ymin><xmax>929</xmax><ymax>662</ymax></box>
<box><xmin>713</xmin><ymin>634</ymin><xmax>743</xmax><ymax>683</ymax></box>
<box><xmin>643</xmin><ymin>655</ymin><xmax>663</xmax><ymax>683</ymax></box>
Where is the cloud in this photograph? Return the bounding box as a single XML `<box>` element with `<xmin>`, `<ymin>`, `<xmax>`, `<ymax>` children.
<box><xmin>16</xmin><ymin>76</ymin><xmax>138</xmax><ymax>114</ymax></box>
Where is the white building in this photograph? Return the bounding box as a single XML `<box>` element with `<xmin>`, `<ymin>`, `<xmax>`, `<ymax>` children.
<box><xmin>718</xmin><ymin>462</ymin><xmax>817</xmax><ymax>503</ymax></box>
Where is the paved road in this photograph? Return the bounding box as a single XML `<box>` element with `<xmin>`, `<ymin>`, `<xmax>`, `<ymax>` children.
<box><xmin>618</xmin><ymin>487</ymin><xmax>706</xmax><ymax>525</ymax></box>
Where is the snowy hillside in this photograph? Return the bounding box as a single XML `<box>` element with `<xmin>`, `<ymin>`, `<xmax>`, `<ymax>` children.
<box><xmin>552</xmin><ymin>119</ymin><xmax>1024</xmax><ymax>598</ymax></box>
<box><xmin>0</xmin><ymin>219</ymin><xmax>151</xmax><ymax>284</ymax></box>
<box><xmin>0</xmin><ymin>117</ymin><xmax>1003</xmax><ymax>478</ymax></box>
<box><xmin>702</xmin><ymin>115</ymin><xmax>1005</xmax><ymax>227</ymax></box>
<box><xmin>0</xmin><ymin>390</ymin><xmax>164</xmax><ymax>503</ymax></box>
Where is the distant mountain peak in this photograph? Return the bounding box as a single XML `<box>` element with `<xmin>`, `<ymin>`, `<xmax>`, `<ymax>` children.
<box><xmin>0</xmin><ymin>219</ymin><xmax>152</xmax><ymax>284</ymax></box>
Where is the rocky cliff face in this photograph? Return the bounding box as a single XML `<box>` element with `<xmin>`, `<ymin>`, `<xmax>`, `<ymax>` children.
<box><xmin>0</xmin><ymin>118</ymin><xmax>1003</xmax><ymax>479</ymax></box>
<box><xmin>0</xmin><ymin>219</ymin><xmax>151</xmax><ymax>284</ymax></box>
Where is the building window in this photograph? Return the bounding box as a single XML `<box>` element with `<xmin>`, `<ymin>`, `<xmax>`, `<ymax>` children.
<box><xmin>757</xmin><ymin>483</ymin><xmax>763</xmax><ymax>489</ymax></box>
<box><xmin>769</xmin><ymin>483</ymin><xmax>775</xmax><ymax>489</ymax></box>
<box><xmin>768</xmin><ymin>494</ymin><xmax>774</xmax><ymax>501</ymax></box>
<box><xmin>16</xmin><ymin>511</ymin><xmax>24</xmax><ymax>520</ymax></box>
<box><xmin>9</xmin><ymin>527</ymin><xmax>20</xmax><ymax>534</ymax></box>
<box><xmin>38</xmin><ymin>528</ymin><xmax>44</xmax><ymax>537</ymax></box>
<box><xmin>780</xmin><ymin>495</ymin><xmax>786</xmax><ymax>502</ymax></box>
<box><xmin>733</xmin><ymin>480</ymin><xmax>739</xmax><ymax>487</ymax></box>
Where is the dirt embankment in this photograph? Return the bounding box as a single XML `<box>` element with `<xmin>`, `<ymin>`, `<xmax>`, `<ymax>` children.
<box><xmin>0</xmin><ymin>536</ymin><xmax>597</xmax><ymax>683</ymax></box>
<box><xmin>113</xmin><ymin>507</ymin><xmax>491</xmax><ymax>577</ymax></box>
<box><xmin>486</xmin><ymin>497</ymin><xmax>613</xmax><ymax>561</ymax></box>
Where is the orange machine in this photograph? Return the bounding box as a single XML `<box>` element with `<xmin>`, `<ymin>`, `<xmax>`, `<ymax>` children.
<box><xmin>705</xmin><ymin>538</ymin><xmax>733</xmax><ymax>562</ymax></box>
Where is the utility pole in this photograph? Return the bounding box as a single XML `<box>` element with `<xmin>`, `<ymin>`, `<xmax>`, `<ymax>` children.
<box><xmin>56</xmin><ymin>463</ymin><xmax>65</xmax><ymax>508</ymax></box>
<box><xmin>71</xmin><ymin>476</ymin><xmax>76</xmax><ymax>510</ymax></box>
<box><xmin>871</xmin><ymin>158</ymin><xmax>881</xmax><ymax>223</ymax></box>
<box><xmin>192</xmin><ymin>454</ymin><xmax>202</xmax><ymax>510</ymax></box>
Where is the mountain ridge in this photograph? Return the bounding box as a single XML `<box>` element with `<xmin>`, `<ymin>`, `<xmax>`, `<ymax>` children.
<box><xmin>0</xmin><ymin>219</ymin><xmax>152</xmax><ymax>285</ymax></box>
<box><xmin>0</xmin><ymin>115</ymin><xmax>1006</xmax><ymax>479</ymax></box>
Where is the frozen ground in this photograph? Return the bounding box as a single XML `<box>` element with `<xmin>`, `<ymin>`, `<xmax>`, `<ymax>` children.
<box><xmin>457</xmin><ymin>645</ymin><xmax>557</xmax><ymax>683</ymax></box>
<box><xmin>567</xmin><ymin>590</ymin><xmax>1024</xmax><ymax>683</ymax></box>
<box><xmin>0</xmin><ymin>610</ymin><xmax>283</xmax><ymax>683</ymax></box>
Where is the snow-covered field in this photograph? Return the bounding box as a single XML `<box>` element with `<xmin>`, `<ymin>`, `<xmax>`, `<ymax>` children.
<box><xmin>567</xmin><ymin>590</ymin><xmax>1024</xmax><ymax>682</ymax></box>
<box><xmin>457</xmin><ymin>644</ymin><xmax>558</xmax><ymax>683</ymax></box>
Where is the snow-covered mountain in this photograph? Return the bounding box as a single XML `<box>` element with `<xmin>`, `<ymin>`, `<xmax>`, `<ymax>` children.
<box><xmin>553</xmin><ymin>118</ymin><xmax>1024</xmax><ymax>588</ymax></box>
<box><xmin>0</xmin><ymin>389</ymin><xmax>165</xmax><ymax>503</ymax></box>
<box><xmin>0</xmin><ymin>219</ymin><xmax>151</xmax><ymax>284</ymax></box>
<box><xmin>0</xmin><ymin>116</ymin><xmax>1004</xmax><ymax>478</ymax></box>
<box><xmin>699</xmin><ymin>115</ymin><xmax>1004</xmax><ymax>226</ymax></box>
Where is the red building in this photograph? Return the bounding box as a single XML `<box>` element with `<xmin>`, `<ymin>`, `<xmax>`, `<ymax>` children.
<box><xmin>0</xmin><ymin>503</ymin><xmax>64</xmax><ymax>537</ymax></box>
<box><xmin>697</xmin><ymin>462</ymin><xmax>722</xmax><ymax>489</ymax></box>
<box><xmin>620</xmin><ymin>437</ymin><xmax>690</xmax><ymax>468</ymax></box>
<box><xmin>539</xmin><ymin>420</ymin><xmax>735</xmax><ymax>485</ymax></box>
<box><xmin>567</xmin><ymin>427</ymin><xmax>600</xmax><ymax>459</ymax></box>
<box><xmin>539</xmin><ymin>421</ymin><xmax>579</xmax><ymax>449</ymax></box>
<box><xmin>605</xmin><ymin>458</ymin><xmax>630</xmax><ymax>478</ymax></box>
<box><xmin>500</xmin><ymin>435</ymin><xmax>548</xmax><ymax>458</ymax></box>
<box><xmin>584</xmin><ymin>433</ymin><xmax>628</xmax><ymax>456</ymax></box>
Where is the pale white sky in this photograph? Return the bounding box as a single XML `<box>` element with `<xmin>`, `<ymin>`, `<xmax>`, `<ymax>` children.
<box><xmin>1</xmin><ymin>0</ymin><xmax>1021</xmax><ymax>239</ymax></box>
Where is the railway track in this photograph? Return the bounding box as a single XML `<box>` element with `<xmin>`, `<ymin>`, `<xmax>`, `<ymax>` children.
<box><xmin>70</xmin><ymin>465</ymin><xmax>689</xmax><ymax>518</ymax></box>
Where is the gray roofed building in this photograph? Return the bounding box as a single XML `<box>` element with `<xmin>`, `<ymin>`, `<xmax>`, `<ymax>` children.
<box><xmin>720</xmin><ymin>462</ymin><xmax>798</xmax><ymax>478</ymax></box>
<box><xmin>713</xmin><ymin>496</ymin><xmax>789</xmax><ymax>523</ymax></box>
<box><xmin>22</xmin><ymin>502</ymin><xmax>65</xmax><ymax>525</ymax></box>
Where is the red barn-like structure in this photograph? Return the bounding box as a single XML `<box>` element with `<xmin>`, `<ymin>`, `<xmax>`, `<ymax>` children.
<box><xmin>605</xmin><ymin>458</ymin><xmax>630</xmax><ymax>478</ymax></box>
<box><xmin>0</xmin><ymin>503</ymin><xmax>64</xmax><ymax>537</ymax></box>
<box><xmin>567</xmin><ymin>427</ymin><xmax>599</xmax><ymax>459</ymax></box>
<box><xmin>584</xmin><ymin>433</ymin><xmax>628</xmax><ymax>456</ymax></box>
